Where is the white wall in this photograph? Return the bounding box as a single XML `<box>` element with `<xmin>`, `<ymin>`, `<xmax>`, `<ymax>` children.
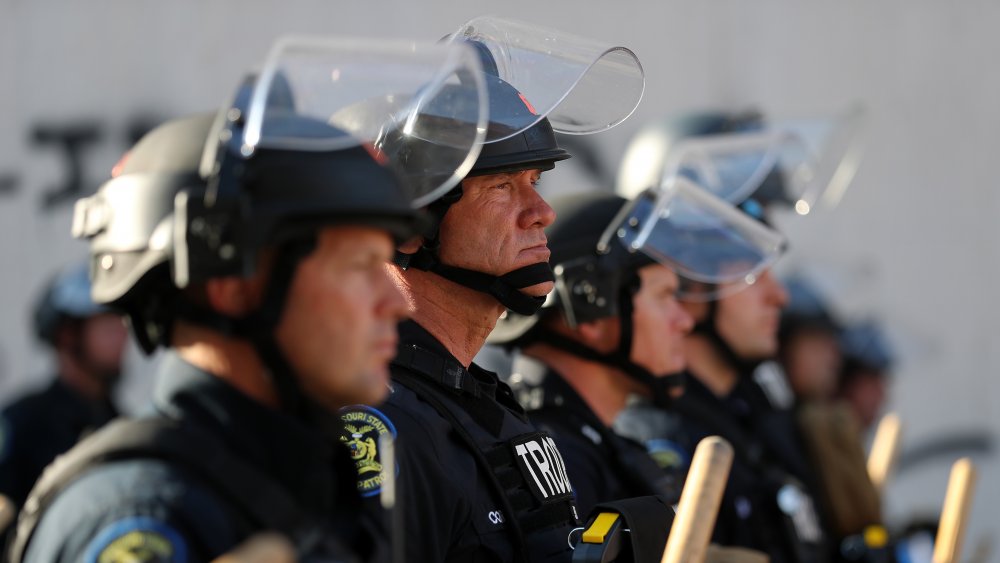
<box><xmin>1</xmin><ymin>0</ymin><xmax>996</xmax><ymax>557</ymax></box>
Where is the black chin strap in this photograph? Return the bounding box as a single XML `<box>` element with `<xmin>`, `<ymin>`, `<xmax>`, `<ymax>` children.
<box><xmin>693</xmin><ymin>300</ymin><xmax>764</xmax><ymax>376</ymax></box>
<box><xmin>393</xmin><ymin>186</ymin><xmax>554</xmax><ymax>316</ymax></box>
<box><xmin>175</xmin><ymin>238</ymin><xmax>328</xmax><ymax>423</ymax></box>
<box><xmin>529</xmin><ymin>278</ymin><xmax>683</xmax><ymax>407</ymax></box>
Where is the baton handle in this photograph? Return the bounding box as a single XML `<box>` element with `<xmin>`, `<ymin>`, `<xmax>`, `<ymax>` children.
<box><xmin>932</xmin><ymin>458</ymin><xmax>977</xmax><ymax>563</ymax></box>
<box><xmin>867</xmin><ymin>412</ymin><xmax>902</xmax><ymax>492</ymax></box>
<box><xmin>662</xmin><ymin>436</ymin><xmax>735</xmax><ymax>563</ymax></box>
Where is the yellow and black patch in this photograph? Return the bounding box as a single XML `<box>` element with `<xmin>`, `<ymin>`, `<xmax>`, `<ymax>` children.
<box><xmin>338</xmin><ymin>405</ymin><xmax>397</xmax><ymax>497</ymax></box>
<box><xmin>85</xmin><ymin>517</ymin><xmax>185</xmax><ymax>563</ymax></box>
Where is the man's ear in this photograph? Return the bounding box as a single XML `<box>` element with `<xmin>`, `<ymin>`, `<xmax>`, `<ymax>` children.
<box><xmin>575</xmin><ymin>317</ymin><xmax>619</xmax><ymax>354</ymax></box>
<box><xmin>203</xmin><ymin>277</ymin><xmax>260</xmax><ymax>317</ymax></box>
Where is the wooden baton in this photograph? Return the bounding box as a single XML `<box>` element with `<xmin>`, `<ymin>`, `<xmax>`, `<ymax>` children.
<box><xmin>661</xmin><ymin>436</ymin><xmax>735</xmax><ymax>563</ymax></box>
<box><xmin>932</xmin><ymin>457</ymin><xmax>977</xmax><ymax>563</ymax></box>
<box><xmin>867</xmin><ymin>412</ymin><xmax>902</xmax><ymax>493</ymax></box>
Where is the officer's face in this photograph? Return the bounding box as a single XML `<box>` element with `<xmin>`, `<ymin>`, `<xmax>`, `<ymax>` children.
<box><xmin>275</xmin><ymin>226</ymin><xmax>408</xmax><ymax>409</ymax></box>
<box><xmin>782</xmin><ymin>329</ymin><xmax>842</xmax><ymax>400</ymax></box>
<box><xmin>630</xmin><ymin>265</ymin><xmax>694</xmax><ymax>376</ymax></box>
<box><xmin>79</xmin><ymin>313</ymin><xmax>128</xmax><ymax>382</ymax></box>
<box><xmin>713</xmin><ymin>269</ymin><xmax>788</xmax><ymax>360</ymax></box>
<box><xmin>437</xmin><ymin>170</ymin><xmax>556</xmax><ymax>297</ymax></box>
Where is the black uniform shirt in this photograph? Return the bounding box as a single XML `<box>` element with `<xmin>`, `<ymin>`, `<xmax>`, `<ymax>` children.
<box><xmin>618</xmin><ymin>371</ymin><xmax>827</xmax><ymax>563</ymax></box>
<box><xmin>0</xmin><ymin>378</ymin><xmax>117</xmax><ymax>506</ymax></box>
<box><xmin>23</xmin><ymin>352</ymin><xmax>373</xmax><ymax>562</ymax></box>
<box><xmin>509</xmin><ymin>355</ymin><xmax>682</xmax><ymax>517</ymax></box>
<box><xmin>342</xmin><ymin>321</ymin><xmax>578</xmax><ymax>563</ymax></box>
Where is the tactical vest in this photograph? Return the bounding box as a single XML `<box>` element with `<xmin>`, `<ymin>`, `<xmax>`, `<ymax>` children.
<box><xmin>7</xmin><ymin>417</ymin><xmax>356</xmax><ymax>562</ymax></box>
<box><xmin>510</xmin><ymin>357</ymin><xmax>683</xmax><ymax>505</ymax></box>
<box><xmin>391</xmin><ymin>344</ymin><xmax>580</xmax><ymax>562</ymax></box>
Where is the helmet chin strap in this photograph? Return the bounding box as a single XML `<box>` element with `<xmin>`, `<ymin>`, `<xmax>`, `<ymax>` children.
<box><xmin>174</xmin><ymin>238</ymin><xmax>334</xmax><ymax>426</ymax></box>
<box><xmin>528</xmin><ymin>276</ymin><xmax>683</xmax><ymax>408</ymax></box>
<box><xmin>692</xmin><ymin>300</ymin><xmax>766</xmax><ymax>376</ymax></box>
<box><xmin>393</xmin><ymin>186</ymin><xmax>554</xmax><ymax>316</ymax></box>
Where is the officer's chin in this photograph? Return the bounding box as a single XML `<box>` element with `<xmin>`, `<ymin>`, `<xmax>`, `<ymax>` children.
<box><xmin>519</xmin><ymin>280</ymin><xmax>554</xmax><ymax>298</ymax></box>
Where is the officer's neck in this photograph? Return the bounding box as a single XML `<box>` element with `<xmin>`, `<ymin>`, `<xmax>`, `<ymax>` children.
<box><xmin>524</xmin><ymin>344</ymin><xmax>637</xmax><ymax>426</ymax></box>
<box><xmin>685</xmin><ymin>334</ymin><xmax>740</xmax><ymax>397</ymax></box>
<box><xmin>389</xmin><ymin>265</ymin><xmax>504</xmax><ymax>368</ymax></box>
<box><xmin>172</xmin><ymin>321</ymin><xmax>281</xmax><ymax>409</ymax></box>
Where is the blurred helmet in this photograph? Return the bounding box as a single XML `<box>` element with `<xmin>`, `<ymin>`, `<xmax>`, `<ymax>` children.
<box><xmin>840</xmin><ymin>321</ymin><xmax>894</xmax><ymax>373</ymax></box>
<box><xmin>618</xmin><ymin>111</ymin><xmax>791</xmax><ymax>206</ymax></box>
<box><xmin>33</xmin><ymin>263</ymin><xmax>108</xmax><ymax>347</ymax></box>
<box><xmin>779</xmin><ymin>276</ymin><xmax>842</xmax><ymax>341</ymax></box>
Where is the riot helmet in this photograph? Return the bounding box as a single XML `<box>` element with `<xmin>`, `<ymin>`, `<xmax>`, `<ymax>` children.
<box><xmin>394</xmin><ymin>17</ymin><xmax>644</xmax><ymax>316</ymax></box>
<box><xmin>617</xmin><ymin>107</ymin><xmax>866</xmax><ymax>215</ymax></box>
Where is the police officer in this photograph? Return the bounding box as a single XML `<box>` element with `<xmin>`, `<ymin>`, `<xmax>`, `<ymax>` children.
<box><xmin>337</xmin><ymin>17</ymin><xmax>645</xmax><ymax>563</ymax></box>
<box><xmin>6</xmin><ymin>44</ymin><xmax>461</xmax><ymax>558</ymax></box>
<box><xmin>778</xmin><ymin>277</ymin><xmax>844</xmax><ymax>404</ymax></box>
<box><xmin>616</xmin><ymin>113</ymin><xmax>833</xmax><ymax>563</ymax></box>
<box><xmin>837</xmin><ymin>321</ymin><xmax>894</xmax><ymax>431</ymax></box>
<box><xmin>0</xmin><ymin>265</ymin><xmax>126</xmax><ymax>509</ymax></box>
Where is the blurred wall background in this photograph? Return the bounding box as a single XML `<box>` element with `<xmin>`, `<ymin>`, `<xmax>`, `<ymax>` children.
<box><xmin>1</xmin><ymin>0</ymin><xmax>996</xmax><ymax>558</ymax></box>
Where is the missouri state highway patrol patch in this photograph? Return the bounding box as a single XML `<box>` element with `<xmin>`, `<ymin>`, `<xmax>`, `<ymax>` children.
<box><xmin>84</xmin><ymin>517</ymin><xmax>186</xmax><ymax>563</ymax></box>
<box><xmin>338</xmin><ymin>405</ymin><xmax>397</xmax><ymax>497</ymax></box>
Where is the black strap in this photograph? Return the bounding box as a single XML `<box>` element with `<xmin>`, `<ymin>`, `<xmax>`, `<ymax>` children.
<box><xmin>429</xmin><ymin>262</ymin><xmax>552</xmax><ymax>316</ymax></box>
<box><xmin>9</xmin><ymin>417</ymin><xmax>313</xmax><ymax>562</ymax></box>
<box><xmin>586</xmin><ymin>496</ymin><xmax>675</xmax><ymax>563</ymax></box>
<box><xmin>172</xmin><ymin>238</ymin><xmax>321</xmax><ymax>422</ymax></box>
<box><xmin>529</xmin><ymin>329</ymin><xmax>683</xmax><ymax>406</ymax></box>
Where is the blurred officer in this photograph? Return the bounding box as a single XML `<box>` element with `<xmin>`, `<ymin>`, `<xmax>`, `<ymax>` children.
<box><xmin>779</xmin><ymin>277</ymin><xmax>844</xmax><ymax>403</ymax></box>
<box><xmin>337</xmin><ymin>17</ymin><xmax>645</xmax><ymax>563</ymax></box>
<box><xmin>778</xmin><ymin>282</ymin><xmax>885</xmax><ymax>558</ymax></box>
<box><xmin>616</xmin><ymin>112</ymin><xmax>832</xmax><ymax>563</ymax></box>
<box><xmin>837</xmin><ymin>322</ymin><xmax>894</xmax><ymax>431</ymax></box>
<box><xmin>6</xmin><ymin>40</ymin><xmax>458</xmax><ymax>558</ymax></box>
<box><xmin>0</xmin><ymin>265</ymin><xmax>126</xmax><ymax>508</ymax></box>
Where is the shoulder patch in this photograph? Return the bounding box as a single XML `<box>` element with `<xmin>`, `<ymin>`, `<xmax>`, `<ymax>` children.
<box><xmin>84</xmin><ymin>517</ymin><xmax>187</xmax><ymax>563</ymax></box>
<box><xmin>646</xmin><ymin>439</ymin><xmax>690</xmax><ymax>471</ymax></box>
<box><xmin>338</xmin><ymin>405</ymin><xmax>397</xmax><ymax>497</ymax></box>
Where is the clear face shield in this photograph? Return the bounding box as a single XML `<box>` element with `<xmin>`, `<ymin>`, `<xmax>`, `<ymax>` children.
<box><xmin>447</xmin><ymin>15</ymin><xmax>645</xmax><ymax>143</ymax></box>
<box><xmin>239</xmin><ymin>36</ymin><xmax>490</xmax><ymax>207</ymax></box>
<box><xmin>599</xmin><ymin>177</ymin><xmax>788</xmax><ymax>301</ymax></box>
<box><xmin>657</xmin><ymin>106</ymin><xmax>866</xmax><ymax>214</ymax></box>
